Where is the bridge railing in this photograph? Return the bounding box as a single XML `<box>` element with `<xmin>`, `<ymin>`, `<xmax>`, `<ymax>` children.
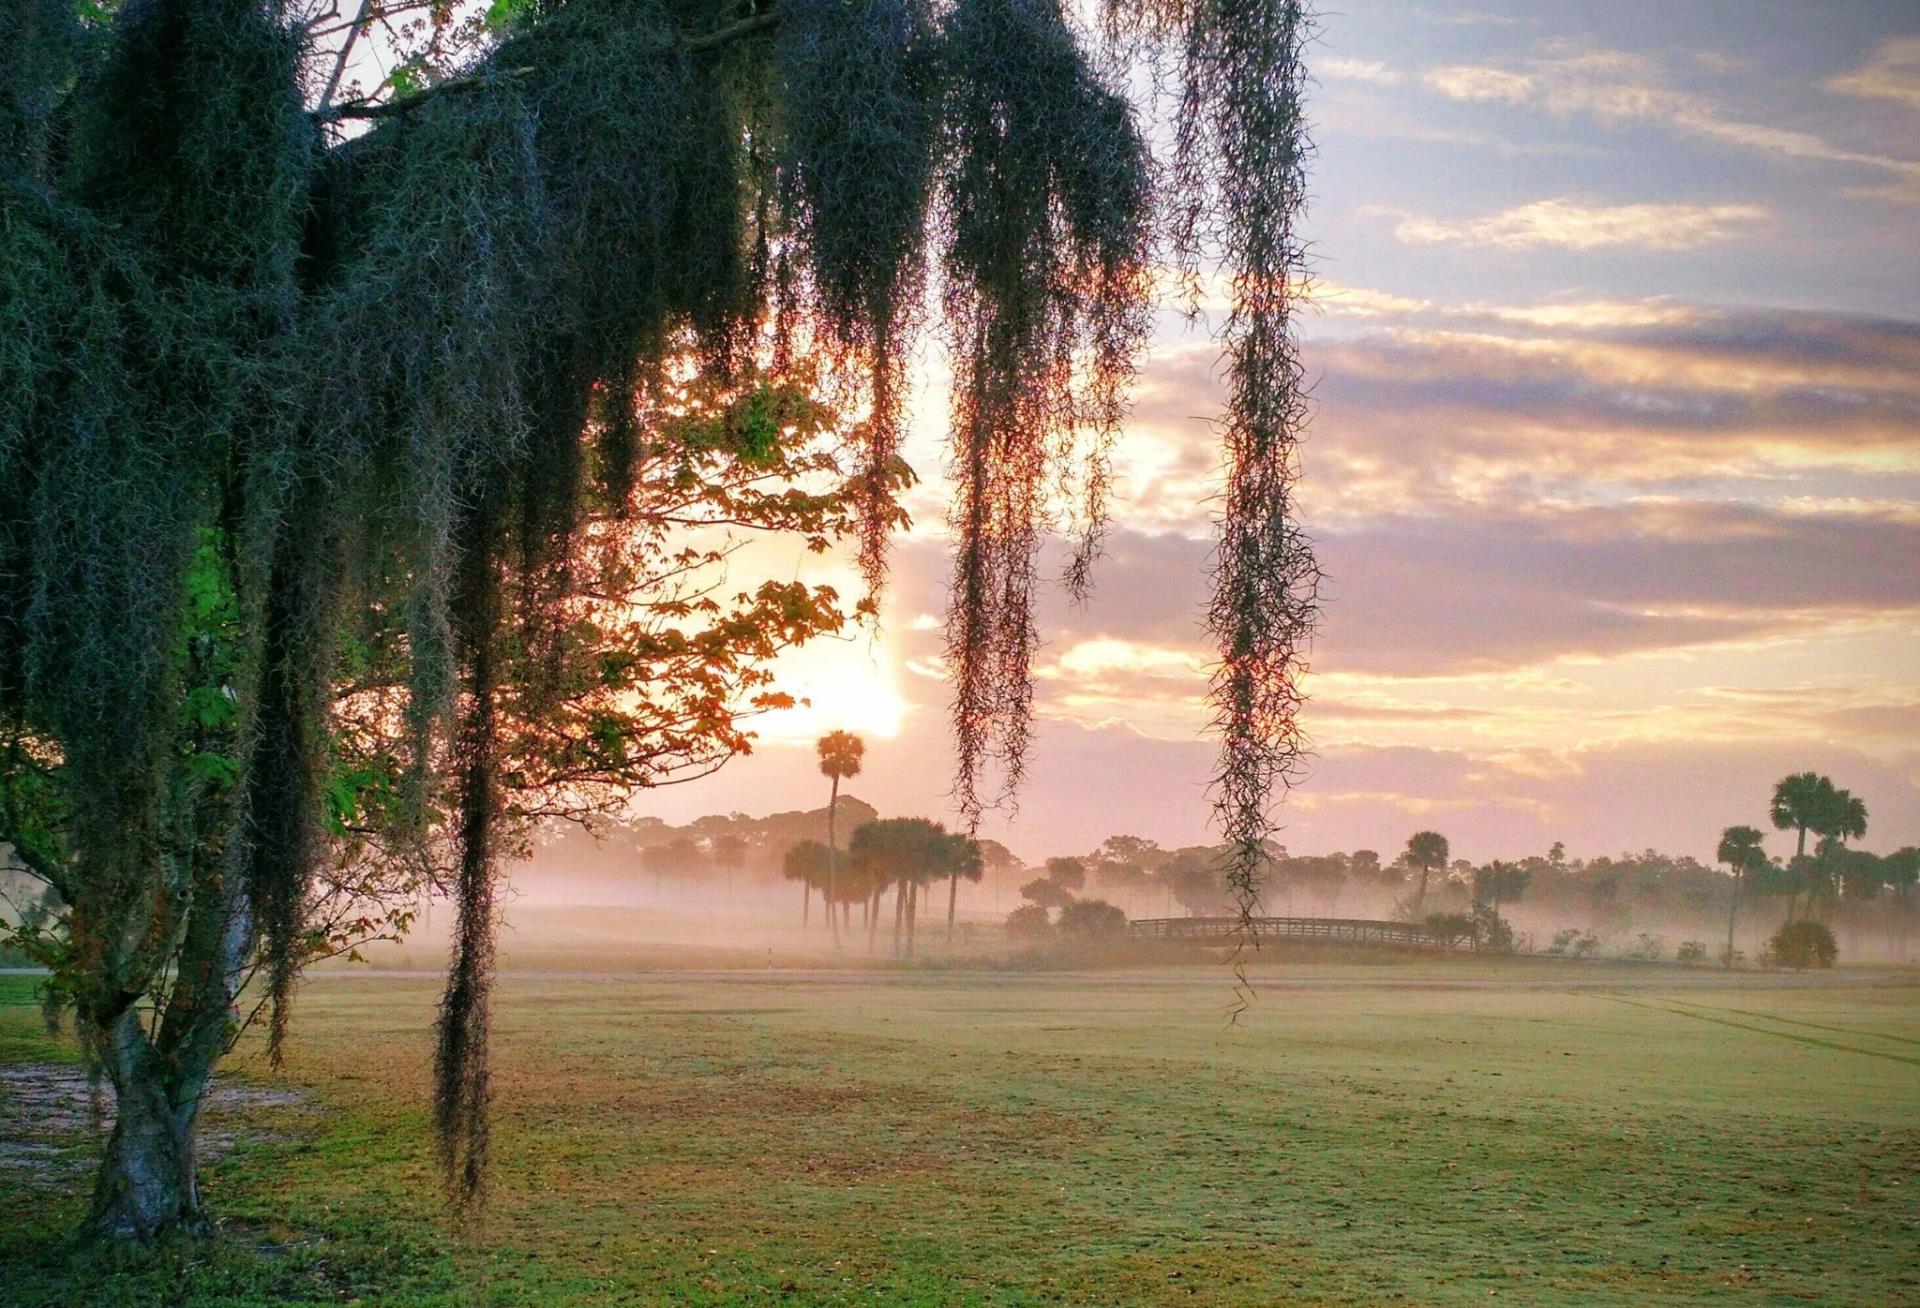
<box><xmin>1127</xmin><ymin>916</ymin><xmax>1468</xmax><ymax>950</ymax></box>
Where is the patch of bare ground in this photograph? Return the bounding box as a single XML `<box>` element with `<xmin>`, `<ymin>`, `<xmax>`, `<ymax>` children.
<box><xmin>0</xmin><ymin>1061</ymin><xmax>312</xmax><ymax>1189</ymax></box>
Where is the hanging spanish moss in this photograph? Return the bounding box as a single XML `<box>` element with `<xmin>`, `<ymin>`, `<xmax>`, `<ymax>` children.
<box><xmin>778</xmin><ymin>0</ymin><xmax>937</xmax><ymax>597</ymax></box>
<box><xmin>2</xmin><ymin>0</ymin><xmax>1316</xmax><ymax>1232</ymax></box>
<box><xmin>939</xmin><ymin>0</ymin><xmax>1153</xmax><ymax>830</ymax></box>
<box><xmin>1169</xmin><ymin>0</ymin><xmax>1322</xmax><ymax>924</ymax></box>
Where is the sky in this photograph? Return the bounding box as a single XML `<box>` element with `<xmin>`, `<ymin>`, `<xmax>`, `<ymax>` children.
<box><xmin>634</xmin><ymin>2</ymin><xmax>1920</xmax><ymax>868</ymax></box>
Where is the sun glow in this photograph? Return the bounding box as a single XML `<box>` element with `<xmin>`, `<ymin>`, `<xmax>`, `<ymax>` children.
<box><xmin>748</xmin><ymin>631</ymin><xmax>910</xmax><ymax>745</ymax></box>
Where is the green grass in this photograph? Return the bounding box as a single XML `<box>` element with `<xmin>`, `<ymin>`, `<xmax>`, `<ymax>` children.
<box><xmin>2</xmin><ymin>962</ymin><xmax>1916</xmax><ymax>1306</ymax></box>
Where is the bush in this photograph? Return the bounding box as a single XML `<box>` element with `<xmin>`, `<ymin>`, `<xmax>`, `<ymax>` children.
<box><xmin>1056</xmin><ymin>898</ymin><xmax>1128</xmax><ymax>941</ymax></box>
<box><xmin>1718</xmin><ymin>945</ymin><xmax>1745</xmax><ymax>969</ymax></box>
<box><xmin>1769</xmin><ymin>920</ymin><xmax>1837</xmax><ymax>970</ymax></box>
<box><xmin>1622</xmin><ymin>933</ymin><xmax>1663</xmax><ymax>962</ymax></box>
<box><xmin>1676</xmin><ymin>940</ymin><xmax>1707</xmax><ymax>966</ymax></box>
<box><xmin>1004</xmin><ymin>904</ymin><xmax>1052</xmax><ymax>942</ymax></box>
<box><xmin>1424</xmin><ymin>912</ymin><xmax>1474</xmax><ymax>945</ymax></box>
<box><xmin>1571</xmin><ymin>930</ymin><xmax>1600</xmax><ymax>958</ymax></box>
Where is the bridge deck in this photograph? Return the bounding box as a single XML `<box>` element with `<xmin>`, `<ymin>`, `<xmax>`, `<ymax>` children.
<box><xmin>1127</xmin><ymin>916</ymin><xmax>1466</xmax><ymax>950</ymax></box>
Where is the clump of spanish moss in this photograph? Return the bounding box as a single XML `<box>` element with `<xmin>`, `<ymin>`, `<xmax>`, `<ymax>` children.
<box><xmin>1106</xmin><ymin>0</ymin><xmax>1322</xmax><ymax>926</ymax></box>
<box><xmin>940</xmin><ymin>0</ymin><xmax>1153</xmax><ymax>829</ymax></box>
<box><xmin>779</xmin><ymin>0</ymin><xmax>938</xmax><ymax>595</ymax></box>
<box><xmin>2</xmin><ymin>0</ymin><xmax>1316</xmax><ymax>1233</ymax></box>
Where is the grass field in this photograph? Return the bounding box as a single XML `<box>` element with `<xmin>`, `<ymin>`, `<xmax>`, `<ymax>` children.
<box><xmin>2</xmin><ymin>955</ymin><xmax>1917</xmax><ymax>1306</ymax></box>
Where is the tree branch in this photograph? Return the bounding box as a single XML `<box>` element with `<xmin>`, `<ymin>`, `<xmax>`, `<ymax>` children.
<box><xmin>309</xmin><ymin>6</ymin><xmax>778</xmax><ymax>124</ymax></box>
<box><xmin>313</xmin><ymin>66</ymin><xmax>538</xmax><ymax>123</ymax></box>
<box><xmin>685</xmin><ymin>9</ymin><xmax>779</xmax><ymax>52</ymax></box>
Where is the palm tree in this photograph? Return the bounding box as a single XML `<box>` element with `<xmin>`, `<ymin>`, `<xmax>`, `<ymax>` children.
<box><xmin>1405</xmin><ymin>831</ymin><xmax>1449</xmax><ymax>917</ymax></box>
<box><xmin>943</xmin><ymin>831</ymin><xmax>986</xmax><ymax>940</ymax></box>
<box><xmin>783</xmin><ymin>840</ymin><xmax>831</xmax><ymax>925</ymax></box>
<box><xmin>1770</xmin><ymin>772</ymin><xmax>1834</xmax><ymax>859</ymax></box>
<box><xmin>1717</xmin><ymin>824</ymin><xmax>1766</xmax><ymax>968</ymax></box>
<box><xmin>1824</xmin><ymin>788</ymin><xmax>1868</xmax><ymax>847</ymax></box>
<box><xmin>816</xmin><ymin>731</ymin><xmax>865</xmax><ymax>946</ymax></box>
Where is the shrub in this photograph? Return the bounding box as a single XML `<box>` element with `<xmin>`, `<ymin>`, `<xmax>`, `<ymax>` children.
<box><xmin>1571</xmin><ymin>930</ymin><xmax>1600</xmax><ymax>958</ymax></box>
<box><xmin>1769</xmin><ymin>920</ymin><xmax>1837</xmax><ymax>970</ymax></box>
<box><xmin>1676</xmin><ymin>940</ymin><xmax>1707</xmax><ymax>966</ymax></box>
<box><xmin>1622</xmin><ymin>933</ymin><xmax>1663</xmax><ymax>962</ymax></box>
<box><xmin>1424</xmin><ymin>912</ymin><xmax>1475</xmax><ymax>945</ymax></box>
<box><xmin>1056</xmin><ymin>898</ymin><xmax>1128</xmax><ymax>941</ymax></box>
<box><xmin>1718</xmin><ymin>945</ymin><xmax>1745</xmax><ymax>969</ymax></box>
<box><xmin>1005</xmin><ymin>904</ymin><xmax>1052</xmax><ymax>942</ymax></box>
<box><xmin>1547</xmin><ymin>928</ymin><xmax>1579</xmax><ymax>956</ymax></box>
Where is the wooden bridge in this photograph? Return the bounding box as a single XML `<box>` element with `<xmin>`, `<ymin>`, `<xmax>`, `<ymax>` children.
<box><xmin>1128</xmin><ymin>916</ymin><xmax>1468</xmax><ymax>950</ymax></box>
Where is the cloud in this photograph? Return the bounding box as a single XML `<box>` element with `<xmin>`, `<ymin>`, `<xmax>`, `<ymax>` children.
<box><xmin>1311</xmin><ymin>281</ymin><xmax>1434</xmax><ymax>319</ymax></box>
<box><xmin>1372</xmin><ymin>198</ymin><xmax>1769</xmax><ymax>251</ymax></box>
<box><xmin>1412</xmin><ymin>8</ymin><xmax>1521</xmax><ymax>27</ymax></box>
<box><xmin>1460</xmin><ymin>299</ymin><xmax>1701</xmax><ymax>329</ymax></box>
<box><xmin>1422</xmin><ymin>65</ymin><xmax>1534</xmax><ymax>103</ymax></box>
<box><xmin>1320</xmin><ymin>57</ymin><xmax>1400</xmax><ymax>86</ymax></box>
<box><xmin>1314</xmin><ymin>500</ymin><xmax>1920</xmax><ymax>676</ymax></box>
<box><xmin>1828</xmin><ymin>35</ymin><xmax>1920</xmax><ymax>113</ymax></box>
<box><xmin>1422</xmin><ymin>43</ymin><xmax>1920</xmax><ymax>203</ymax></box>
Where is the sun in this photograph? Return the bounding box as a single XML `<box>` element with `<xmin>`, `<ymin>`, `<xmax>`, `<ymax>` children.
<box><xmin>750</xmin><ymin>632</ymin><xmax>909</xmax><ymax>745</ymax></box>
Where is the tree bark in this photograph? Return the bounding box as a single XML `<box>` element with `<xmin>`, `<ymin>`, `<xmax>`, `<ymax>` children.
<box><xmin>905</xmin><ymin>880</ymin><xmax>918</xmax><ymax>959</ymax></box>
<box><xmin>83</xmin><ymin>873</ymin><xmax>251</xmax><ymax>1242</ymax></box>
<box><xmin>892</xmin><ymin>878</ymin><xmax>906</xmax><ymax>958</ymax></box>
<box><xmin>825</xmin><ymin>776</ymin><xmax>840</xmax><ymax>947</ymax></box>
<box><xmin>85</xmin><ymin>1011</ymin><xmax>206</xmax><ymax>1241</ymax></box>
<box><xmin>1724</xmin><ymin>868</ymin><xmax>1742</xmax><ymax>968</ymax></box>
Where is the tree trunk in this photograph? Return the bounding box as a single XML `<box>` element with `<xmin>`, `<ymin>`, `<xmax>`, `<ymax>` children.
<box><xmin>85</xmin><ymin>1011</ymin><xmax>207</xmax><ymax>1241</ymax></box>
<box><xmin>1413</xmin><ymin>866</ymin><xmax>1430</xmax><ymax>917</ymax></box>
<box><xmin>826</xmin><ymin>776</ymin><xmax>841</xmax><ymax>947</ymax></box>
<box><xmin>83</xmin><ymin>872</ymin><xmax>252</xmax><ymax>1243</ymax></box>
<box><xmin>892</xmin><ymin>878</ymin><xmax>907</xmax><ymax>958</ymax></box>
<box><xmin>1724</xmin><ymin>869</ymin><xmax>1742</xmax><ymax>968</ymax></box>
<box><xmin>801</xmin><ymin>879</ymin><xmax>810</xmax><ymax>926</ymax></box>
<box><xmin>905</xmin><ymin>881</ymin><xmax>918</xmax><ymax>959</ymax></box>
<box><xmin>946</xmin><ymin>870</ymin><xmax>959</xmax><ymax>941</ymax></box>
<box><xmin>868</xmin><ymin>886</ymin><xmax>882</xmax><ymax>952</ymax></box>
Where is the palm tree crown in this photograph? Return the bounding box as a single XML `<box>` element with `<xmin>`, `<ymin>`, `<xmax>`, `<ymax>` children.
<box><xmin>1770</xmin><ymin>772</ymin><xmax>1834</xmax><ymax>857</ymax></box>
<box><xmin>817</xmin><ymin>730</ymin><xmax>865</xmax><ymax>782</ymax></box>
<box><xmin>1823</xmin><ymin>789</ymin><xmax>1868</xmax><ymax>846</ymax></box>
<box><xmin>1407</xmin><ymin>831</ymin><xmax>1449</xmax><ymax>873</ymax></box>
<box><xmin>1717</xmin><ymin>825</ymin><xmax>1766</xmax><ymax>872</ymax></box>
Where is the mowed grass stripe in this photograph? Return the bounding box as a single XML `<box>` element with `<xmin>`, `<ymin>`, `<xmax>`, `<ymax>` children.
<box><xmin>1602</xmin><ymin>994</ymin><xmax>1920</xmax><ymax>1067</ymax></box>
<box><xmin>1658</xmin><ymin>996</ymin><xmax>1920</xmax><ymax>1048</ymax></box>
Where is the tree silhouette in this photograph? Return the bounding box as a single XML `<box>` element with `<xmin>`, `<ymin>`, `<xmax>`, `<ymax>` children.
<box><xmin>943</xmin><ymin>824</ymin><xmax>985</xmax><ymax>939</ymax></box>
<box><xmin>1824</xmin><ymin>788</ymin><xmax>1868</xmax><ymax>847</ymax></box>
<box><xmin>816</xmin><ymin>731</ymin><xmax>865</xmax><ymax>945</ymax></box>
<box><xmin>782</xmin><ymin>840</ymin><xmax>831</xmax><ymax>925</ymax></box>
<box><xmin>1405</xmin><ymin>831</ymin><xmax>1450</xmax><ymax>917</ymax></box>
<box><xmin>848</xmin><ymin>816</ymin><xmax>972</xmax><ymax>957</ymax></box>
<box><xmin>711</xmin><ymin>834</ymin><xmax>748</xmax><ymax>898</ymax></box>
<box><xmin>1716</xmin><ymin>824</ymin><xmax>1767</xmax><ymax>967</ymax></box>
<box><xmin>1770</xmin><ymin>772</ymin><xmax>1833</xmax><ymax>860</ymax></box>
<box><xmin>1471</xmin><ymin>862</ymin><xmax>1529</xmax><ymax>915</ymax></box>
<box><xmin>1043</xmin><ymin>856</ymin><xmax>1087</xmax><ymax>893</ymax></box>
